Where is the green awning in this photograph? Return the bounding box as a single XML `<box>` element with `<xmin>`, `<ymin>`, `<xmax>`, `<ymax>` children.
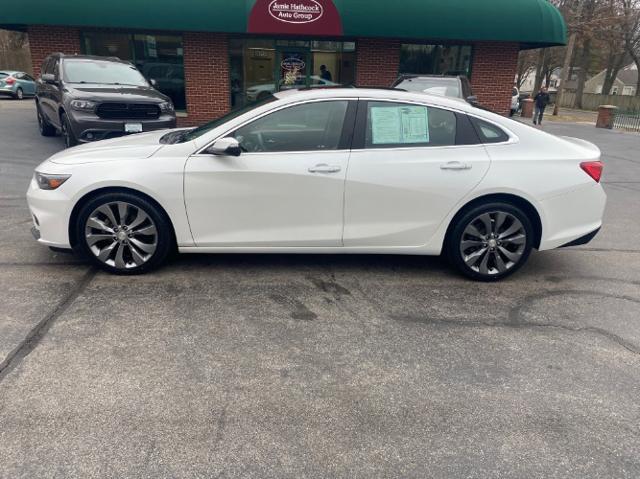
<box><xmin>0</xmin><ymin>0</ymin><xmax>566</xmax><ymax>48</ymax></box>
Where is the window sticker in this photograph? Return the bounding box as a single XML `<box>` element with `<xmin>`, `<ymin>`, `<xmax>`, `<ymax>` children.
<box><xmin>370</xmin><ymin>105</ymin><xmax>429</xmax><ymax>145</ymax></box>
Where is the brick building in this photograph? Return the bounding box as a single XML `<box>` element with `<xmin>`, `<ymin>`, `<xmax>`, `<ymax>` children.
<box><xmin>2</xmin><ymin>0</ymin><xmax>565</xmax><ymax>124</ymax></box>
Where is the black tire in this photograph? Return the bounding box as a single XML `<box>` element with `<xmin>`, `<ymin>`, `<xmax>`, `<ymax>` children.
<box><xmin>446</xmin><ymin>202</ymin><xmax>534</xmax><ymax>281</ymax></box>
<box><xmin>60</xmin><ymin>111</ymin><xmax>78</xmax><ymax>148</ymax></box>
<box><xmin>74</xmin><ymin>192</ymin><xmax>174</xmax><ymax>275</ymax></box>
<box><xmin>14</xmin><ymin>88</ymin><xmax>24</xmax><ymax>100</ymax></box>
<box><xmin>36</xmin><ymin>102</ymin><xmax>56</xmax><ymax>137</ymax></box>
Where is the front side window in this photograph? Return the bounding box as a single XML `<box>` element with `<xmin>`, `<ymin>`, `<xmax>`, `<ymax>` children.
<box><xmin>233</xmin><ymin>101</ymin><xmax>349</xmax><ymax>153</ymax></box>
<box><xmin>365</xmin><ymin>102</ymin><xmax>457</xmax><ymax>148</ymax></box>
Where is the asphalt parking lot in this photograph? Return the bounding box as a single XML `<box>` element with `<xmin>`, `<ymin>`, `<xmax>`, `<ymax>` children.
<box><xmin>1</xmin><ymin>98</ymin><xmax>639</xmax><ymax>478</ymax></box>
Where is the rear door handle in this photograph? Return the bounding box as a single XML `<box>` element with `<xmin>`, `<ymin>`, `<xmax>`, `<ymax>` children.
<box><xmin>441</xmin><ymin>161</ymin><xmax>472</xmax><ymax>170</ymax></box>
<box><xmin>308</xmin><ymin>163</ymin><xmax>342</xmax><ymax>174</ymax></box>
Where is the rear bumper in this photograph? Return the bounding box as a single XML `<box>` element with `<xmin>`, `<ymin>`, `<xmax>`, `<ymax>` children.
<box><xmin>559</xmin><ymin>227</ymin><xmax>601</xmax><ymax>248</ymax></box>
<box><xmin>0</xmin><ymin>86</ymin><xmax>16</xmax><ymax>96</ymax></box>
<box><xmin>538</xmin><ymin>183</ymin><xmax>606</xmax><ymax>251</ymax></box>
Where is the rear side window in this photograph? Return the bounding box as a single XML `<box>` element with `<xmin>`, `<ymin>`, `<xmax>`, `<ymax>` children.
<box><xmin>364</xmin><ymin>102</ymin><xmax>457</xmax><ymax>148</ymax></box>
<box><xmin>470</xmin><ymin>118</ymin><xmax>510</xmax><ymax>144</ymax></box>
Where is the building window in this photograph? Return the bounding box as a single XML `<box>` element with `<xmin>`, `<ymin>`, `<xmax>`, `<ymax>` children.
<box><xmin>81</xmin><ymin>32</ymin><xmax>186</xmax><ymax>111</ymax></box>
<box><xmin>229</xmin><ymin>38</ymin><xmax>356</xmax><ymax>109</ymax></box>
<box><xmin>399</xmin><ymin>44</ymin><xmax>472</xmax><ymax>77</ymax></box>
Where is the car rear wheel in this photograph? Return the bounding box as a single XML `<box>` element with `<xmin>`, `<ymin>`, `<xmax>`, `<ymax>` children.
<box><xmin>75</xmin><ymin>192</ymin><xmax>173</xmax><ymax>275</ymax></box>
<box><xmin>15</xmin><ymin>88</ymin><xmax>24</xmax><ymax>100</ymax></box>
<box><xmin>60</xmin><ymin>112</ymin><xmax>78</xmax><ymax>148</ymax></box>
<box><xmin>36</xmin><ymin>103</ymin><xmax>56</xmax><ymax>137</ymax></box>
<box><xmin>446</xmin><ymin>202</ymin><xmax>533</xmax><ymax>281</ymax></box>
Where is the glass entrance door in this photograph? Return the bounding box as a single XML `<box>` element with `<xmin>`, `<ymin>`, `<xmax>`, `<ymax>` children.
<box><xmin>276</xmin><ymin>48</ymin><xmax>311</xmax><ymax>91</ymax></box>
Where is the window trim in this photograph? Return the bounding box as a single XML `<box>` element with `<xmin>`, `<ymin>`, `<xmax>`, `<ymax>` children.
<box><xmin>196</xmin><ymin>98</ymin><xmax>358</xmax><ymax>156</ymax></box>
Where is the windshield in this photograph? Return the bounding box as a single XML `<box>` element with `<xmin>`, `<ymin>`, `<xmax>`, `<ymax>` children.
<box><xmin>397</xmin><ymin>78</ymin><xmax>461</xmax><ymax>98</ymax></box>
<box><xmin>179</xmin><ymin>94</ymin><xmax>278</xmax><ymax>142</ymax></box>
<box><xmin>63</xmin><ymin>59</ymin><xmax>149</xmax><ymax>86</ymax></box>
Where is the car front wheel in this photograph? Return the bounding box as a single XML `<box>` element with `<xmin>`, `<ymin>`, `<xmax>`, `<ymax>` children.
<box><xmin>75</xmin><ymin>192</ymin><xmax>173</xmax><ymax>274</ymax></box>
<box><xmin>446</xmin><ymin>202</ymin><xmax>534</xmax><ymax>281</ymax></box>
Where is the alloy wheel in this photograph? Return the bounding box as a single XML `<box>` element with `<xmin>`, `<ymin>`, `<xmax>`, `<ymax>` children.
<box><xmin>16</xmin><ymin>88</ymin><xmax>23</xmax><ymax>100</ymax></box>
<box><xmin>84</xmin><ymin>201</ymin><xmax>158</xmax><ymax>270</ymax></box>
<box><xmin>459</xmin><ymin>211</ymin><xmax>527</xmax><ymax>276</ymax></box>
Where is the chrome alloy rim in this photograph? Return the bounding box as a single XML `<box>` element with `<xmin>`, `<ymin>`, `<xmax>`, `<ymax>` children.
<box><xmin>85</xmin><ymin>202</ymin><xmax>158</xmax><ymax>269</ymax></box>
<box><xmin>459</xmin><ymin>211</ymin><xmax>527</xmax><ymax>275</ymax></box>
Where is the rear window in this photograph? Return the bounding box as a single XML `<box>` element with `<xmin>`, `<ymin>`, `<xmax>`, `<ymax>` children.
<box><xmin>364</xmin><ymin>101</ymin><xmax>457</xmax><ymax>148</ymax></box>
<box><xmin>0</xmin><ymin>72</ymin><xmax>9</xmax><ymax>78</ymax></box>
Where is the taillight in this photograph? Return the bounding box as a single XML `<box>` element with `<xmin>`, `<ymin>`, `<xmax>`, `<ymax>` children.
<box><xmin>580</xmin><ymin>161</ymin><xmax>603</xmax><ymax>183</ymax></box>
<box><xmin>4</xmin><ymin>76</ymin><xmax>16</xmax><ymax>85</ymax></box>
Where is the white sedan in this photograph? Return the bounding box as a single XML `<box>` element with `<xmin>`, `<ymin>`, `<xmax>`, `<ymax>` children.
<box><xmin>27</xmin><ymin>88</ymin><xmax>606</xmax><ymax>281</ymax></box>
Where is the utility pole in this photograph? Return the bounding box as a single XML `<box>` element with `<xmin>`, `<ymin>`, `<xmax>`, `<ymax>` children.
<box><xmin>554</xmin><ymin>2</ymin><xmax>584</xmax><ymax>115</ymax></box>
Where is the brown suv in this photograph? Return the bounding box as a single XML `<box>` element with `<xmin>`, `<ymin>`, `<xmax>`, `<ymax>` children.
<box><xmin>36</xmin><ymin>53</ymin><xmax>176</xmax><ymax>148</ymax></box>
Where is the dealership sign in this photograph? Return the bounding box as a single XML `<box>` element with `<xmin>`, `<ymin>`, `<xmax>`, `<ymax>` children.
<box><xmin>269</xmin><ymin>0</ymin><xmax>323</xmax><ymax>24</ymax></box>
<box><xmin>248</xmin><ymin>0</ymin><xmax>342</xmax><ymax>35</ymax></box>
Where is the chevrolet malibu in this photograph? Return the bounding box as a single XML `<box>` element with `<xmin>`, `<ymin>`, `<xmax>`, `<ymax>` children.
<box><xmin>27</xmin><ymin>88</ymin><xmax>606</xmax><ymax>281</ymax></box>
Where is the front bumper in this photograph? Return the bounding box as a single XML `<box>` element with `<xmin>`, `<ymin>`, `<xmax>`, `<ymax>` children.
<box><xmin>67</xmin><ymin>110</ymin><xmax>176</xmax><ymax>143</ymax></box>
<box><xmin>26</xmin><ymin>176</ymin><xmax>73</xmax><ymax>249</ymax></box>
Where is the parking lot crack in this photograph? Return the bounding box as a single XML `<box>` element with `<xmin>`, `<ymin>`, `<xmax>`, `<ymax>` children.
<box><xmin>0</xmin><ymin>267</ymin><xmax>97</xmax><ymax>383</ymax></box>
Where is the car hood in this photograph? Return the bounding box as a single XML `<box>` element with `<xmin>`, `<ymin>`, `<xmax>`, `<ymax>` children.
<box><xmin>65</xmin><ymin>84</ymin><xmax>170</xmax><ymax>103</ymax></box>
<box><xmin>48</xmin><ymin>130</ymin><xmax>170</xmax><ymax>165</ymax></box>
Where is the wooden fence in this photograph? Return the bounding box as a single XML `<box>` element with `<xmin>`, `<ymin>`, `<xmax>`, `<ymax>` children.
<box><xmin>559</xmin><ymin>92</ymin><xmax>640</xmax><ymax>112</ymax></box>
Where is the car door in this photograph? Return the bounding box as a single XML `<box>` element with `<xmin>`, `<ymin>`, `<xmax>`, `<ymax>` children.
<box><xmin>184</xmin><ymin>99</ymin><xmax>356</xmax><ymax>247</ymax></box>
<box><xmin>38</xmin><ymin>57</ymin><xmax>57</xmax><ymax>125</ymax></box>
<box><xmin>22</xmin><ymin>73</ymin><xmax>37</xmax><ymax>95</ymax></box>
<box><xmin>343</xmin><ymin>100</ymin><xmax>491</xmax><ymax>247</ymax></box>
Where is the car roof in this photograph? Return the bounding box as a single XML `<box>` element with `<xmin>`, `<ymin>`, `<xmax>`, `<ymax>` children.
<box><xmin>52</xmin><ymin>53</ymin><xmax>132</xmax><ymax>65</ymax></box>
<box><xmin>273</xmin><ymin>87</ymin><xmax>479</xmax><ymax>113</ymax></box>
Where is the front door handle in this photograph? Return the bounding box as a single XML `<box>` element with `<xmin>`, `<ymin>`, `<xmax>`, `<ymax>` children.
<box><xmin>441</xmin><ymin>161</ymin><xmax>472</xmax><ymax>170</ymax></box>
<box><xmin>308</xmin><ymin>163</ymin><xmax>342</xmax><ymax>174</ymax></box>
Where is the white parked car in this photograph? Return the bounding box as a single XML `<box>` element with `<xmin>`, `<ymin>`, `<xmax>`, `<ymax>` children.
<box><xmin>511</xmin><ymin>87</ymin><xmax>520</xmax><ymax>116</ymax></box>
<box><xmin>27</xmin><ymin>88</ymin><xmax>606</xmax><ymax>281</ymax></box>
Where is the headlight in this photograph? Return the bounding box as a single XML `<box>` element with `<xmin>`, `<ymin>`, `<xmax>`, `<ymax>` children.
<box><xmin>35</xmin><ymin>173</ymin><xmax>71</xmax><ymax>190</ymax></box>
<box><xmin>159</xmin><ymin>101</ymin><xmax>175</xmax><ymax>114</ymax></box>
<box><xmin>70</xmin><ymin>100</ymin><xmax>96</xmax><ymax>111</ymax></box>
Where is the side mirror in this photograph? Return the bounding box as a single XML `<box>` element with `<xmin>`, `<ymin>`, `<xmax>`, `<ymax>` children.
<box><xmin>466</xmin><ymin>95</ymin><xmax>479</xmax><ymax>106</ymax></box>
<box><xmin>41</xmin><ymin>73</ymin><xmax>57</xmax><ymax>84</ymax></box>
<box><xmin>149</xmin><ymin>78</ymin><xmax>157</xmax><ymax>87</ymax></box>
<box><xmin>206</xmin><ymin>137</ymin><xmax>241</xmax><ymax>157</ymax></box>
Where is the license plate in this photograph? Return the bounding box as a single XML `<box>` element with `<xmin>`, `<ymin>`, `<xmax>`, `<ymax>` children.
<box><xmin>124</xmin><ymin>123</ymin><xmax>143</xmax><ymax>133</ymax></box>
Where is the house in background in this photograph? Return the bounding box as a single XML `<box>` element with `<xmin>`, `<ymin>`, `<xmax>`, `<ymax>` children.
<box><xmin>518</xmin><ymin>67</ymin><xmax>575</xmax><ymax>94</ymax></box>
<box><xmin>585</xmin><ymin>63</ymin><xmax>638</xmax><ymax>96</ymax></box>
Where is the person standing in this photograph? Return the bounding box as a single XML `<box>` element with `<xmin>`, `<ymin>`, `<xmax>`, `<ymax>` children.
<box><xmin>319</xmin><ymin>65</ymin><xmax>333</xmax><ymax>82</ymax></box>
<box><xmin>533</xmin><ymin>86</ymin><xmax>550</xmax><ymax>125</ymax></box>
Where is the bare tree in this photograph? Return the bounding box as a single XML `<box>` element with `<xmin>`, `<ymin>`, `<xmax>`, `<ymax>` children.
<box><xmin>620</xmin><ymin>0</ymin><xmax>640</xmax><ymax>95</ymax></box>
